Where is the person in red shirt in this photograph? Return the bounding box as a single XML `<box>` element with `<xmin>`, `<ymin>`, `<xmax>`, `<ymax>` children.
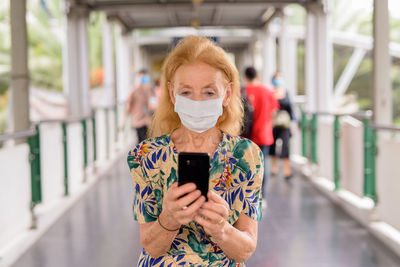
<box><xmin>244</xmin><ymin>67</ymin><xmax>279</xmax><ymax>201</ymax></box>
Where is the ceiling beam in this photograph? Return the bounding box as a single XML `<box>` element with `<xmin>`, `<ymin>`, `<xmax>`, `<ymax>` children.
<box><xmin>211</xmin><ymin>5</ymin><xmax>223</xmax><ymax>26</ymax></box>
<box><xmin>107</xmin><ymin>14</ymin><xmax>131</xmax><ymax>34</ymax></box>
<box><xmin>92</xmin><ymin>3</ymin><xmax>283</xmax><ymax>13</ymax></box>
<box><xmin>89</xmin><ymin>0</ymin><xmax>303</xmax><ymax>8</ymax></box>
<box><xmin>166</xmin><ymin>7</ymin><xmax>179</xmax><ymax>26</ymax></box>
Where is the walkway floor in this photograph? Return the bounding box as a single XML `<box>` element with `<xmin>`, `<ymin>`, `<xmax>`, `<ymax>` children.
<box><xmin>12</xmin><ymin>159</ymin><xmax>400</xmax><ymax>267</ymax></box>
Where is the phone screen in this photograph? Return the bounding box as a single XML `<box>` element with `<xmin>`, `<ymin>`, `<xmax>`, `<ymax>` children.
<box><xmin>178</xmin><ymin>152</ymin><xmax>210</xmax><ymax>200</ymax></box>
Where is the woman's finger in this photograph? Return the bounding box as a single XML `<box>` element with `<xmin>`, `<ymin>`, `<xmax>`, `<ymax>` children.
<box><xmin>179</xmin><ymin>195</ymin><xmax>206</xmax><ymax>217</ymax></box>
<box><xmin>176</xmin><ymin>190</ymin><xmax>201</xmax><ymax>209</ymax></box>
<box><xmin>198</xmin><ymin>208</ymin><xmax>222</xmax><ymax>223</ymax></box>
<box><xmin>194</xmin><ymin>215</ymin><xmax>214</xmax><ymax>229</ymax></box>
<box><xmin>169</xmin><ymin>182</ymin><xmax>197</xmax><ymax>200</ymax></box>
<box><xmin>207</xmin><ymin>191</ymin><xmax>229</xmax><ymax>209</ymax></box>
<box><xmin>201</xmin><ymin>202</ymin><xmax>228</xmax><ymax>218</ymax></box>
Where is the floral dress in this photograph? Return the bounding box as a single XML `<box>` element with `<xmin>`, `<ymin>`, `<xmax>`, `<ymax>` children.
<box><xmin>127</xmin><ymin>132</ymin><xmax>264</xmax><ymax>266</ymax></box>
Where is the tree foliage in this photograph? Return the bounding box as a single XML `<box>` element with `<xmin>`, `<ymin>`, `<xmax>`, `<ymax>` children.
<box><xmin>27</xmin><ymin>0</ymin><xmax>64</xmax><ymax>92</ymax></box>
<box><xmin>0</xmin><ymin>1</ymin><xmax>10</xmax><ymax>96</ymax></box>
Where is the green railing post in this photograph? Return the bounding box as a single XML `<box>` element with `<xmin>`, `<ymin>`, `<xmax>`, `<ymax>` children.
<box><xmin>92</xmin><ymin>111</ymin><xmax>97</xmax><ymax>173</ymax></box>
<box><xmin>81</xmin><ymin>119</ymin><xmax>88</xmax><ymax>182</ymax></box>
<box><xmin>62</xmin><ymin>122</ymin><xmax>69</xmax><ymax>196</ymax></box>
<box><xmin>301</xmin><ymin>110</ymin><xmax>307</xmax><ymax>158</ymax></box>
<box><xmin>28</xmin><ymin>125</ymin><xmax>42</xmax><ymax>206</ymax></box>
<box><xmin>311</xmin><ymin>113</ymin><xmax>318</xmax><ymax>164</ymax></box>
<box><xmin>28</xmin><ymin>125</ymin><xmax>41</xmax><ymax>229</ymax></box>
<box><xmin>105</xmin><ymin>108</ymin><xmax>110</xmax><ymax>159</ymax></box>
<box><xmin>334</xmin><ymin>116</ymin><xmax>340</xmax><ymax>190</ymax></box>
<box><xmin>363</xmin><ymin>118</ymin><xmax>377</xmax><ymax>202</ymax></box>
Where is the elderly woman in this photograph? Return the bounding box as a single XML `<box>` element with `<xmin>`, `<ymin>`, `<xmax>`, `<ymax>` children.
<box><xmin>127</xmin><ymin>36</ymin><xmax>263</xmax><ymax>266</ymax></box>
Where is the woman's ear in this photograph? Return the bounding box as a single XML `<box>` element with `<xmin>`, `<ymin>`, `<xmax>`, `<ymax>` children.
<box><xmin>223</xmin><ymin>83</ymin><xmax>232</xmax><ymax>107</ymax></box>
<box><xmin>168</xmin><ymin>82</ymin><xmax>176</xmax><ymax>104</ymax></box>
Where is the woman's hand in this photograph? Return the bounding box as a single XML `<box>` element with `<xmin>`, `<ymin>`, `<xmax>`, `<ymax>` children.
<box><xmin>195</xmin><ymin>191</ymin><xmax>230</xmax><ymax>242</ymax></box>
<box><xmin>160</xmin><ymin>182</ymin><xmax>206</xmax><ymax>229</ymax></box>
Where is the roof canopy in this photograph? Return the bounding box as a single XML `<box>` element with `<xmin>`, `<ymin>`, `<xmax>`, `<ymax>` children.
<box><xmin>68</xmin><ymin>0</ymin><xmax>318</xmax><ymax>32</ymax></box>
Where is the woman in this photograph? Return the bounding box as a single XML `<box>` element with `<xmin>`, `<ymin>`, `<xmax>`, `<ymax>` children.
<box><xmin>127</xmin><ymin>36</ymin><xmax>264</xmax><ymax>266</ymax></box>
<box><xmin>269</xmin><ymin>72</ymin><xmax>296</xmax><ymax>180</ymax></box>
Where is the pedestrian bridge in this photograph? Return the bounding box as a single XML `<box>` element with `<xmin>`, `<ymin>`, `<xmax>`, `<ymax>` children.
<box><xmin>1</xmin><ymin>0</ymin><xmax>400</xmax><ymax>266</ymax></box>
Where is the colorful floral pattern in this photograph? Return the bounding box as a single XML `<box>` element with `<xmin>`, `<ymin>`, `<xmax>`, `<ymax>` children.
<box><xmin>127</xmin><ymin>132</ymin><xmax>264</xmax><ymax>266</ymax></box>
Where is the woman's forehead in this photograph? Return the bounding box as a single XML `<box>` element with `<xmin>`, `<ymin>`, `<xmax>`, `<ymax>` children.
<box><xmin>172</xmin><ymin>62</ymin><xmax>225</xmax><ymax>86</ymax></box>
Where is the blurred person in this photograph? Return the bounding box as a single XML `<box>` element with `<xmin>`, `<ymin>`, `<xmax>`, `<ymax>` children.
<box><xmin>239</xmin><ymin>86</ymin><xmax>254</xmax><ymax>138</ymax></box>
<box><xmin>269</xmin><ymin>72</ymin><xmax>296</xmax><ymax>180</ymax></box>
<box><xmin>127</xmin><ymin>36</ymin><xmax>263</xmax><ymax>266</ymax></box>
<box><xmin>244</xmin><ymin>67</ymin><xmax>279</xmax><ymax>203</ymax></box>
<box><xmin>149</xmin><ymin>78</ymin><xmax>162</xmax><ymax>114</ymax></box>
<box><xmin>120</xmin><ymin>69</ymin><xmax>151</xmax><ymax>143</ymax></box>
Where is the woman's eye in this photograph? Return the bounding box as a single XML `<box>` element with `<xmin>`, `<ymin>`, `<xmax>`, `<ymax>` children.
<box><xmin>206</xmin><ymin>91</ymin><xmax>216</xmax><ymax>96</ymax></box>
<box><xmin>180</xmin><ymin>91</ymin><xmax>190</xmax><ymax>95</ymax></box>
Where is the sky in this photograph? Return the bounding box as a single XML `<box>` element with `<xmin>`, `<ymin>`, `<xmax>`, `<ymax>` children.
<box><xmin>389</xmin><ymin>0</ymin><xmax>400</xmax><ymax>19</ymax></box>
<box><xmin>352</xmin><ymin>0</ymin><xmax>400</xmax><ymax>19</ymax></box>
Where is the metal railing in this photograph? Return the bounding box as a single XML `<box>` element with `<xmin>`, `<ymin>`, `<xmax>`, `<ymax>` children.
<box><xmin>39</xmin><ymin>115</ymin><xmax>95</xmax><ymax>197</ymax></box>
<box><xmin>0</xmin><ymin>103</ymin><xmax>125</xmax><ymax>228</ymax></box>
<box><xmin>0</xmin><ymin>127</ymin><xmax>42</xmax><ymax>228</ymax></box>
<box><xmin>300</xmin><ymin>109</ymin><xmax>380</xmax><ymax>202</ymax></box>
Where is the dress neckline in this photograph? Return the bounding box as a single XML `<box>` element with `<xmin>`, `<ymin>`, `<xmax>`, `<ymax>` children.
<box><xmin>166</xmin><ymin>131</ymin><xmax>227</xmax><ymax>162</ymax></box>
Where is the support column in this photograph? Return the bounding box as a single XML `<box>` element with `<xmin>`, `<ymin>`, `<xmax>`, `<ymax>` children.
<box><xmin>132</xmin><ymin>30</ymin><xmax>143</xmax><ymax>87</ymax></box>
<box><xmin>10</xmin><ymin>0</ymin><xmax>29</xmax><ymax>133</ymax></box>
<box><xmin>64</xmin><ymin>8</ymin><xmax>91</xmax><ymax>117</ymax></box>
<box><xmin>373</xmin><ymin>0</ymin><xmax>392</xmax><ymax>125</ymax></box>
<box><xmin>235</xmin><ymin>51</ymin><xmax>246</xmax><ymax>83</ymax></box>
<box><xmin>261</xmin><ymin>24</ymin><xmax>276</xmax><ymax>85</ymax></box>
<box><xmin>286</xmin><ymin>38</ymin><xmax>298</xmax><ymax>98</ymax></box>
<box><xmin>116</xmin><ymin>27</ymin><xmax>132</xmax><ymax>103</ymax></box>
<box><xmin>305</xmin><ymin>3</ymin><xmax>333</xmax><ymax>112</ymax></box>
<box><xmin>243</xmin><ymin>42</ymin><xmax>255</xmax><ymax>70</ymax></box>
<box><xmin>315</xmin><ymin>9</ymin><xmax>333</xmax><ymax>112</ymax></box>
<box><xmin>305</xmin><ymin>9</ymin><xmax>317</xmax><ymax>112</ymax></box>
<box><xmin>277</xmin><ymin>9</ymin><xmax>298</xmax><ymax>98</ymax></box>
<box><xmin>279</xmin><ymin>12</ymin><xmax>289</xmax><ymax>81</ymax></box>
<box><xmin>102</xmin><ymin>19</ymin><xmax>115</xmax><ymax>106</ymax></box>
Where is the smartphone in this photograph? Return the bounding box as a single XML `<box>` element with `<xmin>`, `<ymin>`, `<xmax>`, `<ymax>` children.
<box><xmin>178</xmin><ymin>152</ymin><xmax>210</xmax><ymax>200</ymax></box>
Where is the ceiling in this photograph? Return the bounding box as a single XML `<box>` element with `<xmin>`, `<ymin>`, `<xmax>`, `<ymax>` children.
<box><xmin>69</xmin><ymin>0</ymin><xmax>317</xmax><ymax>32</ymax></box>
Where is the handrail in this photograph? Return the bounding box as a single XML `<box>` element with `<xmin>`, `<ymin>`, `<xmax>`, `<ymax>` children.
<box><xmin>33</xmin><ymin>115</ymin><xmax>93</xmax><ymax>125</ymax></box>
<box><xmin>370</xmin><ymin>123</ymin><xmax>400</xmax><ymax>132</ymax></box>
<box><xmin>0</xmin><ymin>98</ymin><xmax>126</xmax><ymax>232</ymax></box>
<box><xmin>21</xmin><ymin>103</ymin><xmax>124</xmax><ymax>127</ymax></box>
<box><xmin>302</xmin><ymin>110</ymin><xmax>373</xmax><ymax>119</ymax></box>
<box><xmin>94</xmin><ymin>102</ymin><xmax>125</xmax><ymax>110</ymax></box>
<box><xmin>299</xmin><ymin>109</ymin><xmax>378</xmax><ymax>202</ymax></box>
<box><xmin>0</xmin><ymin>128</ymin><xmax>36</xmax><ymax>143</ymax></box>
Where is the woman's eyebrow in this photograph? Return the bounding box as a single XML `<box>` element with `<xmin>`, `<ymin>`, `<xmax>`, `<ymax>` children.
<box><xmin>201</xmin><ymin>83</ymin><xmax>217</xmax><ymax>89</ymax></box>
<box><xmin>177</xmin><ymin>83</ymin><xmax>193</xmax><ymax>89</ymax></box>
<box><xmin>177</xmin><ymin>83</ymin><xmax>217</xmax><ymax>89</ymax></box>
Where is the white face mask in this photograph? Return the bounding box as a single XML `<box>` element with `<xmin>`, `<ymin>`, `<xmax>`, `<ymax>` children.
<box><xmin>174</xmin><ymin>95</ymin><xmax>223</xmax><ymax>133</ymax></box>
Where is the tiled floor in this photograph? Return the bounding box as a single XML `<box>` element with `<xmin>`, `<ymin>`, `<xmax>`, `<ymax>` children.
<box><xmin>12</xmin><ymin>159</ymin><xmax>400</xmax><ymax>267</ymax></box>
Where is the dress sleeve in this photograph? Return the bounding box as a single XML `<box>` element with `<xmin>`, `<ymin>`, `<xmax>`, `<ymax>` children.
<box><xmin>241</xmin><ymin>141</ymin><xmax>264</xmax><ymax>221</ymax></box>
<box><xmin>127</xmin><ymin>143</ymin><xmax>160</xmax><ymax>223</ymax></box>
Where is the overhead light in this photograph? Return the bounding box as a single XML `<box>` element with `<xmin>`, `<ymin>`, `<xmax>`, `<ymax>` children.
<box><xmin>191</xmin><ymin>0</ymin><xmax>203</xmax><ymax>4</ymax></box>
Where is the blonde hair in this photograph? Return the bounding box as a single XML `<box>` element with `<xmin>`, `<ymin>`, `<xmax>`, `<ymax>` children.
<box><xmin>149</xmin><ymin>35</ymin><xmax>243</xmax><ymax>137</ymax></box>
